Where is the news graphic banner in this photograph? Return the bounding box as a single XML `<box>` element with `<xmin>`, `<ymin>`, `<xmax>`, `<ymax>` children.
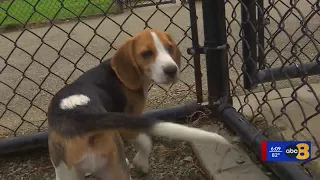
<box><xmin>261</xmin><ymin>141</ymin><xmax>311</xmax><ymax>162</ymax></box>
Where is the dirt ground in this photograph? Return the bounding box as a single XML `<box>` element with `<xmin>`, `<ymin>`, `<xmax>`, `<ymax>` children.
<box><xmin>0</xmin><ymin>137</ymin><xmax>206</xmax><ymax>180</ymax></box>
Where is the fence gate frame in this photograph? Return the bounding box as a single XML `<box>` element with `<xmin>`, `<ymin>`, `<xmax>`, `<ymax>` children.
<box><xmin>240</xmin><ymin>0</ymin><xmax>320</xmax><ymax>89</ymax></box>
<box><xmin>198</xmin><ymin>0</ymin><xmax>316</xmax><ymax>180</ymax></box>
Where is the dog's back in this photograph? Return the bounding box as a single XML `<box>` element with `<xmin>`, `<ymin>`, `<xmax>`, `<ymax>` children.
<box><xmin>49</xmin><ymin>60</ymin><xmax>126</xmax><ymax>116</ymax></box>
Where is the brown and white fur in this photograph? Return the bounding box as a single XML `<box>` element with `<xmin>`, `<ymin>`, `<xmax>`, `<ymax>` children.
<box><xmin>47</xmin><ymin>29</ymin><xmax>232</xmax><ymax>180</ymax></box>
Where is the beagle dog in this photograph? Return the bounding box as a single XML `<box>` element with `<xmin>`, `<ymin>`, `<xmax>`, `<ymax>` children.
<box><xmin>47</xmin><ymin>29</ymin><xmax>232</xmax><ymax>180</ymax></box>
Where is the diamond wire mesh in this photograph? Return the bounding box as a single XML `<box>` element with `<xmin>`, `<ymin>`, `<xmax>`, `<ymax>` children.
<box><xmin>0</xmin><ymin>0</ymin><xmax>199</xmax><ymax>139</ymax></box>
<box><xmin>225</xmin><ymin>0</ymin><xmax>320</xmax><ymax>177</ymax></box>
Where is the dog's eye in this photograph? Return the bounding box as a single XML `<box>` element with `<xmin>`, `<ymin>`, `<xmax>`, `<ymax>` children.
<box><xmin>167</xmin><ymin>45</ymin><xmax>173</xmax><ymax>53</ymax></box>
<box><xmin>141</xmin><ymin>50</ymin><xmax>153</xmax><ymax>58</ymax></box>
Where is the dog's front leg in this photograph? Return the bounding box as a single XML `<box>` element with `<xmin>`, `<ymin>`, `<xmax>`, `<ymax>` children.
<box><xmin>130</xmin><ymin>133</ymin><xmax>152</xmax><ymax>174</ymax></box>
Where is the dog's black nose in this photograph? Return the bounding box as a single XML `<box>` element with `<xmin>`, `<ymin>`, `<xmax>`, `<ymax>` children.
<box><xmin>163</xmin><ymin>65</ymin><xmax>177</xmax><ymax>77</ymax></box>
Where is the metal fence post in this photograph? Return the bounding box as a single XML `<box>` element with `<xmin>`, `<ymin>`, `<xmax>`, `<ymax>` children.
<box><xmin>201</xmin><ymin>0</ymin><xmax>231</xmax><ymax>111</ymax></box>
<box><xmin>188</xmin><ymin>0</ymin><xmax>203</xmax><ymax>103</ymax></box>
<box><xmin>242</xmin><ymin>0</ymin><xmax>258</xmax><ymax>89</ymax></box>
<box><xmin>257</xmin><ymin>0</ymin><xmax>265</xmax><ymax>69</ymax></box>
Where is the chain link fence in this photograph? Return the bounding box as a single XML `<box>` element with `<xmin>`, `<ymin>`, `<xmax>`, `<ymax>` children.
<box><xmin>1</xmin><ymin>0</ymin><xmax>319</xmax><ymax>178</ymax></box>
<box><xmin>225</xmin><ymin>0</ymin><xmax>320</xmax><ymax>178</ymax></box>
<box><xmin>0</xmin><ymin>0</ymin><xmax>200</xmax><ymax>138</ymax></box>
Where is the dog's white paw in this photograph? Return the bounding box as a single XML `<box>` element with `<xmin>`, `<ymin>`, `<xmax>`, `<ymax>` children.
<box><xmin>132</xmin><ymin>152</ymin><xmax>149</xmax><ymax>174</ymax></box>
<box><xmin>85</xmin><ymin>172</ymin><xmax>92</xmax><ymax>177</ymax></box>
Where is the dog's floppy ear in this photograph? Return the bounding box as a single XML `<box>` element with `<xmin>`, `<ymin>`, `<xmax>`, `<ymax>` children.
<box><xmin>111</xmin><ymin>39</ymin><xmax>143</xmax><ymax>90</ymax></box>
<box><xmin>166</xmin><ymin>33</ymin><xmax>181</xmax><ymax>68</ymax></box>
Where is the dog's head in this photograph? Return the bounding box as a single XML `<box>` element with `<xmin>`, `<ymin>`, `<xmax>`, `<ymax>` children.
<box><xmin>111</xmin><ymin>29</ymin><xmax>181</xmax><ymax>90</ymax></box>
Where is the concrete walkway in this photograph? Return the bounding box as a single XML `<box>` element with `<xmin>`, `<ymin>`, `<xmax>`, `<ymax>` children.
<box><xmin>191</xmin><ymin>125</ymin><xmax>273</xmax><ymax>180</ymax></box>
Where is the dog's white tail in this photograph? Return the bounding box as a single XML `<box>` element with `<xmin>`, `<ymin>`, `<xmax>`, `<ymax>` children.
<box><xmin>150</xmin><ymin>122</ymin><xmax>232</xmax><ymax>146</ymax></box>
<box><xmin>63</xmin><ymin>111</ymin><xmax>232</xmax><ymax>147</ymax></box>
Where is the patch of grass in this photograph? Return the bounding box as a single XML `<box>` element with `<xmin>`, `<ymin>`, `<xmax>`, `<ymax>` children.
<box><xmin>0</xmin><ymin>0</ymin><xmax>117</xmax><ymax>28</ymax></box>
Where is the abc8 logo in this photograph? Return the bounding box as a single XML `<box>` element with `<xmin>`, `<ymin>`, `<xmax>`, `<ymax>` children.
<box><xmin>285</xmin><ymin>143</ymin><xmax>310</xmax><ymax>160</ymax></box>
